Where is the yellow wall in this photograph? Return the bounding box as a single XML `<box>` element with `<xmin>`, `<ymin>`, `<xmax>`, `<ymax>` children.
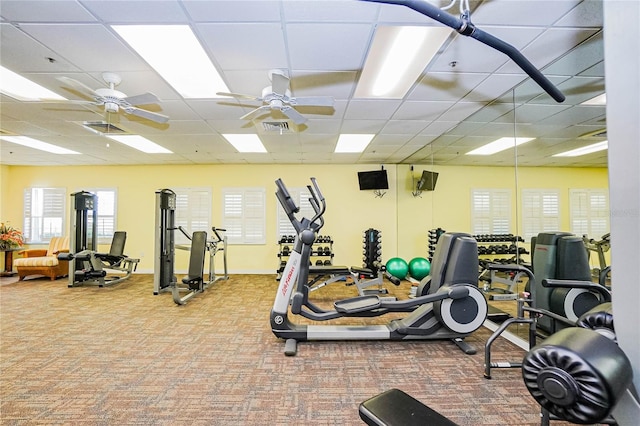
<box><xmin>2</xmin><ymin>164</ymin><xmax>608</xmax><ymax>273</ymax></box>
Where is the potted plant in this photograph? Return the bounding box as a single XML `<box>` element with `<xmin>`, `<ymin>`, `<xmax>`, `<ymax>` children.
<box><xmin>0</xmin><ymin>222</ymin><xmax>24</xmax><ymax>251</ymax></box>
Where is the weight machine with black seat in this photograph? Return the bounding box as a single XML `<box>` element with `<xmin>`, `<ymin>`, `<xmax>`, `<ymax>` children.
<box><xmin>360</xmin><ymin>304</ymin><xmax>639</xmax><ymax>426</ymax></box>
<box><xmin>153</xmin><ymin>188</ymin><xmax>228</xmax><ymax>305</ymax></box>
<box><xmin>60</xmin><ymin>191</ymin><xmax>139</xmax><ymax>287</ymax></box>
<box><xmin>483</xmin><ymin>231</ymin><xmax>612</xmax><ymax>379</ymax></box>
<box><xmin>270</xmin><ymin>177</ymin><xmax>488</xmax><ymax>356</ymax></box>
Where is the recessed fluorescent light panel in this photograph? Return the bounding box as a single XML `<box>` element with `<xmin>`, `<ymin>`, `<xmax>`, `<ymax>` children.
<box><xmin>553</xmin><ymin>141</ymin><xmax>608</xmax><ymax>157</ymax></box>
<box><xmin>106</xmin><ymin>135</ymin><xmax>172</xmax><ymax>153</ymax></box>
<box><xmin>112</xmin><ymin>25</ymin><xmax>229</xmax><ymax>98</ymax></box>
<box><xmin>222</xmin><ymin>134</ymin><xmax>267</xmax><ymax>153</ymax></box>
<box><xmin>335</xmin><ymin>134</ymin><xmax>375</xmax><ymax>153</ymax></box>
<box><xmin>466</xmin><ymin>137</ymin><xmax>535</xmax><ymax>155</ymax></box>
<box><xmin>355</xmin><ymin>26</ymin><xmax>452</xmax><ymax>99</ymax></box>
<box><xmin>0</xmin><ymin>136</ymin><xmax>79</xmax><ymax>154</ymax></box>
<box><xmin>0</xmin><ymin>66</ymin><xmax>66</xmax><ymax>101</ymax></box>
<box><xmin>582</xmin><ymin>93</ymin><xmax>606</xmax><ymax>105</ymax></box>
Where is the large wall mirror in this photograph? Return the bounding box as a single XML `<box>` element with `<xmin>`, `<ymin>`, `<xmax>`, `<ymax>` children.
<box><xmin>484</xmin><ymin>11</ymin><xmax>608</xmax><ymax>342</ymax></box>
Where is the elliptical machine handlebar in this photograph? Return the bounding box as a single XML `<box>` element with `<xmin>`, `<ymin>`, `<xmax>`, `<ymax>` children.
<box><xmin>275</xmin><ymin>178</ymin><xmax>326</xmax><ymax>234</ymax></box>
<box><xmin>306</xmin><ymin>177</ymin><xmax>326</xmax><ymax>228</ymax></box>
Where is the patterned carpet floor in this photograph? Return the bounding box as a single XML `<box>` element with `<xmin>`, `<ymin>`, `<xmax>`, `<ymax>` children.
<box><xmin>0</xmin><ymin>273</ymin><xmax>573</xmax><ymax>425</ymax></box>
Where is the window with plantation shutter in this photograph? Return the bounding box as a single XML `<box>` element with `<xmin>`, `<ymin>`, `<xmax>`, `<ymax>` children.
<box><xmin>173</xmin><ymin>187</ymin><xmax>212</xmax><ymax>244</ymax></box>
<box><xmin>276</xmin><ymin>187</ymin><xmax>315</xmax><ymax>239</ymax></box>
<box><xmin>23</xmin><ymin>187</ymin><xmax>66</xmax><ymax>243</ymax></box>
<box><xmin>222</xmin><ymin>188</ymin><xmax>266</xmax><ymax>244</ymax></box>
<box><xmin>570</xmin><ymin>189</ymin><xmax>609</xmax><ymax>237</ymax></box>
<box><xmin>521</xmin><ymin>189</ymin><xmax>560</xmax><ymax>241</ymax></box>
<box><xmin>471</xmin><ymin>189</ymin><xmax>511</xmax><ymax>235</ymax></box>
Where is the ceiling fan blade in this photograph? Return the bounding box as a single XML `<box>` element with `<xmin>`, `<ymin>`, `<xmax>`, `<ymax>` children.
<box><xmin>271</xmin><ymin>72</ymin><xmax>290</xmax><ymax>96</ymax></box>
<box><xmin>125</xmin><ymin>107</ymin><xmax>169</xmax><ymax>124</ymax></box>
<box><xmin>29</xmin><ymin>99</ymin><xmax>96</xmax><ymax>105</ymax></box>
<box><xmin>280</xmin><ymin>106</ymin><xmax>307</xmax><ymax>125</ymax></box>
<box><xmin>217</xmin><ymin>92</ymin><xmax>262</xmax><ymax>102</ymax></box>
<box><xmin>240</xmin><ymin>105</ymin><xmax>270</xmax><ymax>121</ymax></box>
<box><xmin>123</xmin><ymin>92</ymin><xmax>160</xmax><ymax>106</ymax></box>
<box><xmin>289</xmin><ymin>96</ymin><xmax>335</xmax><ymax>107</ymax></box>
<box><xmin>57</xmin><ymin>76</ymin><xmax>99</xmax><ymax>99</ymax></box>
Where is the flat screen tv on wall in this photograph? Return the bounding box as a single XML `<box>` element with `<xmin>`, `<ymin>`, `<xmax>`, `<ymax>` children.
<box><xmin>358</xmin><ymin>170</ymin><xmax>389</xmax><ymax>190</ymax></box>
<box><xmin>417</xmin><ymin>170</ymin><xmax>439</xmax><ymax>191</ymax></box>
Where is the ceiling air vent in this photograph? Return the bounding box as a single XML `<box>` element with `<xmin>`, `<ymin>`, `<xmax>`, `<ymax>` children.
<box><xmin>262</xmin><ymin>121</ymin><xmax>291</xmax><ymax>133</ymax></box>
<box><xmin>580</xmin><ymin>128</ymin><xmax>607</xmax><ymax>139</ymax></box>
<box><xmin>81</xmin><ymin>121</ymin><xmax>128</xmax><ymax>135</ymax></box>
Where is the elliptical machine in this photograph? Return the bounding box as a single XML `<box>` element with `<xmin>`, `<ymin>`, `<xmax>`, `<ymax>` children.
<box><xmin>270</xmin><ymin>177</ymin><xmax>488</xmax><ymax>356</ymax></box>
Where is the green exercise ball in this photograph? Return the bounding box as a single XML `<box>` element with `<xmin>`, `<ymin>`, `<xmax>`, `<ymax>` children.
<box><xmin>408</xmin><ymin>257</ymin><xmax>431</xmax><ymax>280</ymax></box>
<box><xmin>386</xmin><ymin>257</ymin><xmax>409</xmax><ymax>280</ymax></box>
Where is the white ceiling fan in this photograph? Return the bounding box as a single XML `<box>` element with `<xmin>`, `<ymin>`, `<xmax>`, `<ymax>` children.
<box><xmin>216</xmin><ymin>69</ymin><xmax>334</xmax><ymax>125</ymax></box>
<box><xmin>56</xmin><ymin>72</ymin><xmax>169</xmax><ymax>124</ymax></box>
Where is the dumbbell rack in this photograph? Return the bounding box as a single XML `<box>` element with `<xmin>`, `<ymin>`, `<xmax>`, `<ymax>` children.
<box><xmin>427</xmin><ymin>228</ymin><xmax>446</xmax><ymax>261</ymax></box>
<box><xmin>276</xmin><ymin>235</ymin><xmax>334</xmax><ymax>278</ymax></box>
<box><xmin>475</xmin><ymin>234</ymin><xmax>528</xmax><ymax>300</ymax></box>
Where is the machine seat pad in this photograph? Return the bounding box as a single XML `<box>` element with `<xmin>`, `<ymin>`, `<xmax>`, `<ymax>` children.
<box><xmin>359</xmin><ymin>389</ymin><xmax>459</xmax><ymax>426</ymax></box>
<box><xmin>350</xmin><ymin>266</ymin><xmax>375</xmax><ymax>277</ymax></box>
<box><xmin>182</xmin><ymin>276</ymin><xmax>202</xmax><ymax>285</ymax></box>
<box><xmin>95</xmin><ymin>253</ymin><xmax>125</xmax><ymax>265</ymax></box>
<box><xmin>309</xmin><ymin>265</ymin><xmax>351</xmax><ymax>275</ymax></box>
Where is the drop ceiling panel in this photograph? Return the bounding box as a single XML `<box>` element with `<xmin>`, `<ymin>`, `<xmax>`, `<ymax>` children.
<box><xmin>430</xmin><ymin>27</ymin><xmax>545</xmax><ymax>74</ymax></box>
<box><xmin>543</xmin><ymin>32</ymin><xmax>603</xmax><ymax>76</ymax></box>
<box><xmin>198</xmin><ymin>23</ymin><xmax>288</xmax><ymax>71</ymax></box>
<box><xmin>498</xmin><ymin>28</ymin><xmax>600</xmax><ymax>74</ymax></box>
<box><xmin>437</xmin><ymin>102</ymin><xmax>484</xmax><ymax>122</ymax></box>
<box><xmin>80</xmin><ymin>1</ymin><xmax>190</xmax><ymax>23</ymax></box>
<box><xmin>393</xmin><ymin>101</ymin><xmax>454</xmax><ymax>121</ymax></box>
<box><xmin>0</xmin><ymin>0</ymin><xmax>98</xmax><ymax>22</ymax></box>
<box><xmin>537</xmin><ymin>105</ymin><xmax>606</xmax><ymax>127</ymax></box>
<box><xmin>0</xmin><ymin>24</ymin><xmax>80</xmax><ymax>73</ymax></box>
<box><xmin>286</xmin><ymin>23</ymin><xmax>372</xmax><ymax>70</ymax></box>
<box><xmin>344</xmin><ymin>100</ymin><xmax>401</xmax><ymax>120</ymax></box>
<box><xmin>546</xmin><ymin>76</ymin><xmax>605</xmax><ymax>105</ymax></box>
<box><xmin>409</xmin><ymin>72</ymin><xmax>490</xmax><ymax>102</ymax></box>
<box><xmin>470</xmin><ymin>0</ymin><xmax>581</xmax><ymax>26</ymax></box>
<box><xmin>462</xmin><ymin>74</ymin><xmax>528</xmax><ymax>103</ymax></box>
<box><xmin>18</xmin><ymin>24</ymin><xmax>147</xmax><ymax>71</ymax></box>
<box><xmin>555</xmin><ymin>0</ymin><xmax>603</xmax><ymax>27</ymax></box>
<box><xmin>283</xmin><ymin>0</ymin><xmax>379</xmax><ymax>22</ymax></box>
<box><xmin>289</xmin><ymin>71</ymin><xmax>358</xmax><ymax>99</ymax></box>
<box><xmin>419</xmin><ymin>121</ymin><xmax>461</xmax><ymax>136</ymax></box>
<box><xmin>182</xmin><ymin>0</ymin><xmax>282</xmax><ymax>22</ymax></box>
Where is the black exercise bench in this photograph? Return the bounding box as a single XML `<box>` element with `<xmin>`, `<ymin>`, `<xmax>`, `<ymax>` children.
<box><xmin>359</xmin><ymin>389</ymin><xmax>459</xmax><ymax>426</ymax></box>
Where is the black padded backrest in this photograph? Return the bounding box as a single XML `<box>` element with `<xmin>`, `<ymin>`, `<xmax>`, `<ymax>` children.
<box><xmin>427</xmin><ymin>232</ymin><xmax>475</xmax><ymax>294</ymax></box>
<box><xmin>557</xmin><ymin>236</ymin><xmax>592</xmax><ymax>281</ymax></box>
<box><xmin>533</xmin><ymin>232</ymin><xmax>573</xmax><ymax>283</ymax></box>
<box><xmin>530</xmin><ymin>236</ymin><xmax>537</xmax><ymax>273</ymax></box>
<box><xmin>532</xmin><ymin>232</ymin><xmax>573</xmax><ymax>310</ymax></box>
<box><xmin>109</xmin><ymin>231</ymin><xmax>127</xmax><ymax>256</ymax></box>
<box><xmin>442</xmin><ymin>236</ymin><xmax>478</xmax><ymax>287</ymax></box>
<box><xmin>429</xmin><ymin>233</ymin><xmax>462</xmax><ymax>289</ymax></box>
<box><xmin>186</xmin><ymin>231</ymin><xmax>207</xmax><ymax>280</ymax></box>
